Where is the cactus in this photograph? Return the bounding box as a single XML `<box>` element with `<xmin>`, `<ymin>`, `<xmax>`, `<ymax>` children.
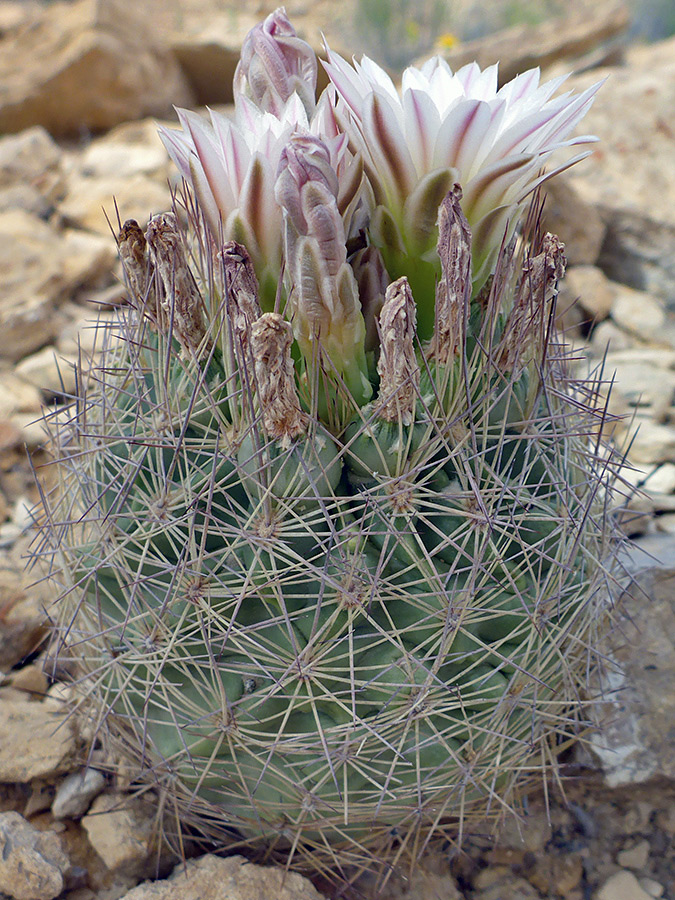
<box><xmin>39</xmin><ymin>10</ymin><xmax>620</xmax><ymax>889</ymax></box>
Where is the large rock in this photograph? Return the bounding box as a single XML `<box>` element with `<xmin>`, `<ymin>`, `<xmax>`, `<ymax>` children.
<box><xmin>0</xmin><ymin>210</ymin><xmax>66</xmax><ymax>361</ymax></box>
<box><xmin>0</xmin><ymin>0</ymin><xmax>194</xmax><ymax>136</ymax></box>
<box><xmin>0</xmin><ymin>126</ymin><xmax>63</xmax><ymax>204</ymax></box>
<box><xmin>0</xmin><ymin>811</ymin><xmax>70</xmax><ymax>900</ymax></box>
<box><xmin>436</xmin><ymin>0</ymin><xmax>629</xmax><ymax>85</ymax></box>
<box><xmin>566</xmin><ymin>37</ymin><xmax>675</xmax><ymax>304</ymax></box>
<box><xmin>541</xmin><ymin>180</ymin><xmax>606</xmax><ymax>268</ymax></box>
<box><xmin>0</xmin><ymin>697</ymin><xmax>78</xmax><ymax>782</ymax></box>
<box><xmin>589</xmin><ymin>543</ymin><xmax>675</xmax><ymax>786</ymax></box>
<box><xmin>119</xmin><ymin>854</ymin><xmax>325</xmax><ymax>900</ymax></box>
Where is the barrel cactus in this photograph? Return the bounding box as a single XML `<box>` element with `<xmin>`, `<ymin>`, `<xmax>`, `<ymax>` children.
<box><xmin>41</xmin><ymin>8</ymin><xmax>619</xmax><ymax>887</ymax></box>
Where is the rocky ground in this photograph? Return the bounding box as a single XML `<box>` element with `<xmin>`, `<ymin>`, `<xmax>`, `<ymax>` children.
<box><xmin>0</xmin><ymin>0</ymin><xmax>674</xmax><ymax>898</ymax></box>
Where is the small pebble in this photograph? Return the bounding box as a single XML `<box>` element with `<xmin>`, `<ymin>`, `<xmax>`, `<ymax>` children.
<box><xmin>596</xmin><ymin>870</ymin><xmax>653</xmax><ymax>900</ymax></box>
<box><xmin>616</xmin><ymin>838</ymin><xmax>650</xmax><ymax>870</ymax></box>
<box><xmin>52</xmin><ymin>767</ymin><xmax>106</xmax><ymax>820</ymax></box>
<box><xmin>639</xmin><ymin>878</ymin><xmax>665</xmax><ymax>899</ymax></box>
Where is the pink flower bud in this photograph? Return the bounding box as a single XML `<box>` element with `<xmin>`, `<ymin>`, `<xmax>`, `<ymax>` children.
<box><xmin>234</xmin><ymin>7</ymin><xmax>317</xmax><ymax>117</ymax></box>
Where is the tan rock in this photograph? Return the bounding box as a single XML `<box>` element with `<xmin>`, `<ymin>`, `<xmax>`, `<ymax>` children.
<box><xmin>0</xmin><ymin>811</ymin><xmax>69</xmax><ymax>900</ymax></box>
<box><xmin>52</xmin><ymin>767</ymin><xmax>106</xmax><ymax>820</ymax></box>
<box><xmin>639</xmin><ymin>877</ymin><xmax>664</xmax><ymax>898</ymax></box>
<box><xmin>0</xmin><ymin>372</ymin><xmax>43</xmax><ymax>419</ymax></box>
<box><xmin>589</xmin><ymin>320</ymin><xmax>634</xmax><ymax>355</ymax></box>
<box><xmin>379</xmin><ymin>864</ymin><xmax>463</xmax><ymax>899</ymax></box>
<box><xmin>590</xmin><ymin>562</ymin><xmax>675</xmax><ymax>785</ymax></box>
<box><xmin>0</xmin><ymin>0</ymin><xmax>194</xmax><ymax>137</ymax></box>
<box><xmin>81</xmin><ymin>794</ymin><xmax>156</xmax><ymax>877</ymax></box>
<box><xmin>59</xmin><ymin>173</ymin><xmax>172</xmax><ymax>236</ymax></box>
<box><xmin>566</xmin><ymin>36</ymin><xmax>675</xmax><ymax>302</ymax></box>
<box><xmin>0</xmin><ymin>697</ymin><xmax>78</xmax><ymax>782</ymax></box>
<box><xmin>437</xmin><ymin>1</ymin><xmax>629</xmax><ymax>84</ymax></box>
<box><xmin>619</xmin><ymin>420</ymin><xmax>675</xmax><ymax>465</ymax></box>
<box><xmin>8</xmin><ymin>663</ymin><xmax>49</xmax><ymax>696</ymax></box>
<box><xmin>61</xmin><ymin>228</ymin><xmax>117</xmax><ymax>292</ymax></box>
<box><xmin>170</xmin><ymin>13</ymin><xmax>260</xmax><ymax>107</ymax></box>
<box><xmin>596</xmin><ymin>870</ymin><xmax>653</xmax><ymax>900</ymax></box>
<box><xmin>56</xmin><ymin>306</ymin><xmax>120</xmax><ymax>356</ymax></box>
<box><xmin>560</xmin><ymin>265</ymin><xmax>616</xmax><ymax>322</ymax></box>
<box><xmin>119</xmin><ymin>854</ymin><xmax>325</xmax><ymax>900</ymax></box>
<box><xmin>610</xmin><ymin>284</ymin><xmax>667</xmax><ymax>343</ymax></box>
<box><xmin>542</xmin><ymin>180</ymin><xmax>606</xmax><ymax>268</ymax></box>
<box><xmin>79</xmin><ymin>119</ymin><xmax>171</xmax><ymax>179</ymax></box>
<box><xmin>616</xmin><ymin>838</ymin><xmax>650</xmax><ymax>870</ymax></box>
<box><xmin>0</xmin><ymin>210</ymin><xmax>66</xmax><ymax>361</ymax></box>
<box><xmin>0</xmin><ymin>125</ymin><xmax>63</xmax><ymax>203</ymax></box>
<box><xmin>15</xmin><ymin>346</ymin><xmax>79</xmax><ymax>397</ymax></box>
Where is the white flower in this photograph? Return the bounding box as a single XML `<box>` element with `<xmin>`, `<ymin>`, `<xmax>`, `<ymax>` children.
<box><xmin>323</xmin><ymin>48</ymin><xmax>602</xmax><ymax>330</ymax></box>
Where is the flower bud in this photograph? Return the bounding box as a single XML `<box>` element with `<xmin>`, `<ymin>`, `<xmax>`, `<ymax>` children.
<box><xmin>276</xmin><ymin>135</ymin><xmax>371</xmax><ymax>410</ymax></box>
<box><xmin>234</xmin><ymin>7</ymin><xmax>317</xmax><ymax>118</ymax></box>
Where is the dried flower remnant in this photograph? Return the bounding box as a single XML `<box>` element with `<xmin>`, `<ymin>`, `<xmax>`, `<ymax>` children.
<box><xmin>219</xmin><ymin>241</ymin><xmax>263</xmax><ymax>361</ymax></box>
<box><xmin>499</xmin><ymin>232</ymin><xmax>567</xmax><ymax>373</ymax></box>
<box><xmin>251</xmin><ymin>312</ymin><xmax>308</xmax><ymax>446</ymax></box>
<box><xmin>431</xmin><ymin>185</ymin><xmax>472</xmax><ymax>365</ymax></box>
<box><xmin>377</xmin><ymin>277</ymin><xmax>420</xmax><ymax>425</ymax></box>
<box><xmin>145</xmin><ymin>212</ymin><xmax>210</xmax><ymax>359</ymax></box>
<box><xmin>118</xmin><ymin>219</ymin><xmax>154</xmax><ymax>318</ymax></box>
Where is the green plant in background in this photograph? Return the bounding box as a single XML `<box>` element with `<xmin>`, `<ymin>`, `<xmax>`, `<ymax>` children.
<box><xmin>355</xmin><ymin>0</ymin><xmax>451</xmax><ymax>69</ymax></box>
<box><xmin>41</xmin><ymin>7</ymin><xmax>621</xmax><ymax>890</ymax></box>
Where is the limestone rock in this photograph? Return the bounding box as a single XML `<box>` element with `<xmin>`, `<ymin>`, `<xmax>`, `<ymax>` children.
<box><xmin>0</xmin><ymin>811</ymin><xmax>69</xmax><ymax>900</ymax></box>
<box><xmin>0</xmin><ymin>0</ymin><xmax>194</xmax><ymax>137</ymax></box>
<box><xmin>0</xmin><ymin>697</ymin><xmax>78</xmax><ymax>782</ymax></box>
<box><xmin>0</xmin><ymin>210</ymin><xmax>66</xmax><ymax>361</ymax></box>
<box><xmin>52</xmin><ymin>768</ymin><xmax>106</xmax><ymax>820</ymax></box>
<box><xmin>610</xmin><ymin>284</ymin><xmax>675</xmax><ymax>346</ymax></box>
<box><xmin>435</xmin><ymin>1</ymin><xmax>629</xmax><ymax>85</ymax></box>
<box><xmin>560</xmin><ymin>265</ymin><xmax>616</xmax><ymax>322</ymax></box>
<box><xmin>118</xmin><ymin>854</ymin><xmax>325</xmax><ymax>900</ymax></box>
<box><xmin>618</xmin><ymin>420</ymin><xmax>675</xmax><ymax>465</ymax></box>
<box><xmin>170</xmin><ymin>13</ymin><xmax>260</xmax><ymax>107</ymax></box>
<box><xmin>81</xmin><ymin>794</ymin><xmax>156</xmax><ymax>877</ymax></box>
<box><xmin>590</xmin><ymin>561</ymin><xmax>675</xmax><ymax>786</ymax></box>
<box><xmin>0</xmin><ymin>125</ymin><xmax>63</xmax><ymax>205</ymax></box>
<box><xmin>566</xmin><ymin>37</ymin><xmax>675</xmax><ymax>303</ymax></box>
<box><xmin>596</xmin><ymin>869</ymin><xmax>653</xmax><ymax>900</ymax></box>
<box><xmin>0</xmin><ymin>373</ymin><xmax>42</xmax><ymax>419</ymax></box>
<box><xmin>78</xmin><ymin>119</ymin><xmax>171</xmax><ymax>180</ymax></box>
<box><xmin>542</xmin><ymin>180</ymin><xmax>606</xmax><ymax>268</ymax></box>
<box><xmin>59</xmin><ymin>173</ymin><xmax>172</xmax><ymax>236</ymax></box>
<box><xmin>61</xmin><ymin>228</ymin><xmax>117</xmax><ymax>293</ymax></box>
<box><xmin>616</xmin><ymin>838</ymin><xmax>650</xmax><ymax>870</ymax></box>
<box><xmin>15</xmin><ymin>346</ymin><xmax>78</xmax><ymax>398</ymax></box>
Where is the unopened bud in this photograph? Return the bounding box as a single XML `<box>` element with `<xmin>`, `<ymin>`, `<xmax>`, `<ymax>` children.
<box><xmin>351</xmin><ymin>246</ymin><xmax>389</xmax><ymax>353</ymax></box>
<box><xmin>430</xmin><ymin>185</ymin><xmax>472</xmax><ymax>364</ymax></box>
<box><xmin>276</xmin><ymin>135</ymin><xmax>371</xmax><ymax>409</ymax></box>
<box><xmin>377</xmin><ymin>277</ymin><xmax>420</xmax><ymax>425</ymax></box>
<box><xmin>251</xmin><ymin>312</ymin><xmax>308</xmax><ymax>446</ymax></box>
<box><xmin>234</xmin><ymin>7</ymin><xmax>317</xmax><ymax>117</ymax></box>
<box><xmin>145</xmin><ymin>213</ymin><xmax>210</xmax><ymax>359</ymax></box>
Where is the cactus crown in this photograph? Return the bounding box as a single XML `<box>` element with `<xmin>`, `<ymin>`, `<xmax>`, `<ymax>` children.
<box><xmin>38</xmin><ymin>9</ymin><xmax>621</xmax><ymax>892</ymax></box>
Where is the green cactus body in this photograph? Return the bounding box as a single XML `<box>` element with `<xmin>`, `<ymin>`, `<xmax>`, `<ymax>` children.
<box><xmin>42</xmin><ymin>189</ymin><xmax>620</xmax><ymax>882</ymax></box>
